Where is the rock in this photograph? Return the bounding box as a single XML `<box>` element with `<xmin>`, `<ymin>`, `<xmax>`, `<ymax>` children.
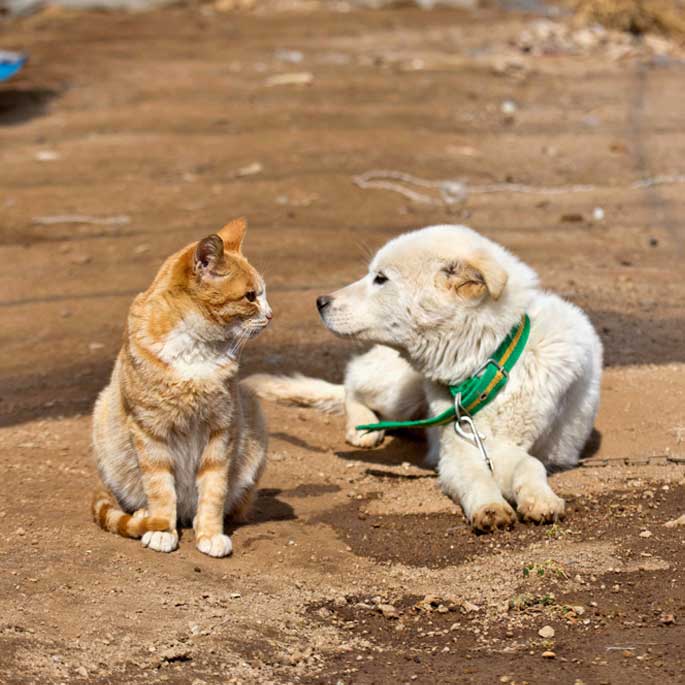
<box><xmin>234</xmin><ymin>162</ymin><xmax>263</xmax><ymax>178</ymax></box>
<box><xmin>659</xmin><ymin>613</ymin><xmax>675</xmax><ymax>625</ymax></box>
<box><xmin>76</xmin><ymin>666</ymin><xmax>88</xmax><ymax>677</ymax></box>
<box><xmin>500</xmin><ymin>100</ymin><xmax>518</xmax><ymax>116</ymax></box>
<box><xmin>538</xmin><ymin>625</ymin><xmax>555</xmax><ymax>639</ymax></box>
<box><xmin>462</xmin><ymin>600</ymin><xmax>480</xmax><ymax>613</ymax></box>
<box><xmin>377</xmin><ymin>604</ymin><xmax>399</xmax><ymax>619</ymax></box>
<box><xmin>639</xmin><ymin>530</ymin><xmax>653</xmax><ymax>538</ymax></box>
<box><xmin>159</xmin><ymin>644</ymin><xmax>192</xmax><ymax>663</ymax></box>
<box><xmin>35</xmin><ymin>150</ymin><xmax>60</xmax><ymax>161</ymax></box>
<box><xmin>541</xmin><ymin>650</ymin><xmax>556</xmax><ymax>658</ymax></box>
<box><xmin>664</xmin><ymin>514</ymin><xmax>685</xmax><ymax>528</ymax></box>
<box><xmin>265</xmin><ymin>72</ymin><xmax>313</xmax><ymax>87</ymax></box>
<box><xmin>592</xmin><ymin>207</ymin><xmax>605</xmax><ymax>221</ymax></box>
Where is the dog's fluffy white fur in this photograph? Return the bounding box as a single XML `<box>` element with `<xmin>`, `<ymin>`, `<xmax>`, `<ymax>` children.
<box><xmin>246</xmin><ymin>225</ymin><xmax>602</xmax><ymax>531</ymax></box>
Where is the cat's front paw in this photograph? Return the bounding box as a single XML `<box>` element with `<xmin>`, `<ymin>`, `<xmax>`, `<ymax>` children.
<box><xmin>196</xmin><ymin>534</ymin><xmax>233</xmax><ymax>558</ymax></box>
<box><xmin>141</xmin><ymin>529</ymin><xmax>178</xmax><ymax>553</ymax></box>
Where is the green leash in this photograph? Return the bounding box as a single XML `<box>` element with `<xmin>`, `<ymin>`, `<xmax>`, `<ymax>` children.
<box><xmin>356</xmin><ymin>314</ymin><xmax>531</xmax><ymax>434</ymax></box>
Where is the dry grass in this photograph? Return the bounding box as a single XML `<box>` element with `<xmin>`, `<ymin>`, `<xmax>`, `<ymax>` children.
<box><xmin>571</xmin><ymin>0</ymin><xmax>685</xmax><ymax>39</ymax></box>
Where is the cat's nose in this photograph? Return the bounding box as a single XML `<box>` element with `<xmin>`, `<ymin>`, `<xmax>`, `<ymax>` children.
<box><xmin>316</xmin><ymin>295</ymin><xmax>332</xmax><ymax>312</ymax></box>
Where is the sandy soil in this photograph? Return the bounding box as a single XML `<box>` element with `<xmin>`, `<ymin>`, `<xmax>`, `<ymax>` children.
<box><xmin>1</xmin><ymin>3</ymin><xmax>684</xmax><ymax>684</ymax></box>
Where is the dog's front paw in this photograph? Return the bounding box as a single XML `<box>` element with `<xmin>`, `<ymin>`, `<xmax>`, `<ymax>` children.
<box><xmin>346</xmin><ymin>426</ymin><xmax>385</xmax><ymax>449</ymax></box>
<box><xmin>517</xmin><ymin>488</ymin><xmax>565</xmax><ymax>524</ymax></box>
<box><xmin>141</xmin><ymin>529</ymin><xmax>179</xmax><ymax>553</ymax></box>
<box><xmin>471</xmin><ymin>501</ymin><xmax>517</xmax><ymax>533</ymax></box>
<box><xmin>196</xmin><ymin>534</ymin><xmax>233</xmax><ymax>558</ymax></box>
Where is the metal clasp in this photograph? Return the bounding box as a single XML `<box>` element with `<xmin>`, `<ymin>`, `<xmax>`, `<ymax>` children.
<box><xmin>474</xmin><ymin>357</ymin><xmax>508</xmax><ymax>380</ymax></box>
<box><xmin>453</xmin><ymin>393</ymin><xmax>492</xmax><ymax>471</ymax></box>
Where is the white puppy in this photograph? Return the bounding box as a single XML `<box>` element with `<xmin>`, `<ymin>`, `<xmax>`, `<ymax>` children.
<box><xmin>247</xmin><ymin>225</ymin><xmax>602</xmax><ymax>532</ymax></box>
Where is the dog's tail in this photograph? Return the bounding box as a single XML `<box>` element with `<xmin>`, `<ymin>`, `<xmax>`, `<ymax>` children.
<box><xmin>92</xmin><ymin>486</ymin><xmax>168</xmax><ymax>539</ymax></box>
<box><xmin>242</xmin><ymin>373</ymin><xmax>344</xmax><ymax>414</ymax></box>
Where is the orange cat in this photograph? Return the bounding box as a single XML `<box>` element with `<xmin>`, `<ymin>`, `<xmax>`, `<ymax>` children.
<box><xmin>91</xmin><ymin>218</ymin><xmax>271</xmax><ymax>557</ymax></box>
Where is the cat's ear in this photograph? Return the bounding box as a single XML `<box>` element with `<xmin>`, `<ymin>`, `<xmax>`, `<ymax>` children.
<box><xmin>194</xmin><ymin>234</ymin><xmax>224</xmax><ymax>274</ymax></box>
<box><xmin>217</xmin><ymin>217</ymin><xmax>247</xmax><ymax>253</ymax></box>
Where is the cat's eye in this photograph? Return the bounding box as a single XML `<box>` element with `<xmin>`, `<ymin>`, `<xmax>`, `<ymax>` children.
<box><xmin>373</xmin><ymin>273</ymin><xmax>388</xmax><ymax>285</ymax></box>
<box><xmin>245</xmin><ymin>290</ymin><xmax>257</xmax><ymax>302</ymax></box>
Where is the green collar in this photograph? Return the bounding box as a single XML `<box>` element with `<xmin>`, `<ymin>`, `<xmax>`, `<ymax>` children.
<box><xmin>356</xmin><ymin>314</ymin><xmax>531</xmax><ymax>433</ymax></box>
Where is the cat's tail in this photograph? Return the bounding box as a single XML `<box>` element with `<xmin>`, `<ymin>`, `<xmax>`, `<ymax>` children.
<box><xmin>242</xmin><ymin>373</ymin><xmax>344</xmax><ymax>414</ymax></box>
<box><xmin>92</xmin><ymin>487</ymin><xmax>168</xmax><ymax>539</ymax></box>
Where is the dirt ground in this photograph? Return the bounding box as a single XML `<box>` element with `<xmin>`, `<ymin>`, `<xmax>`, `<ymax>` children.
<box><xmin>1</xmin><ymin>3</ymin><xmax>684</xmax><ymax>684</ymax></box>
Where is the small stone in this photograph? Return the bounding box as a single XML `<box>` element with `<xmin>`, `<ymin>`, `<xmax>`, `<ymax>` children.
<box><xmin>538</xmin><ymin>625</ymin><xmax>555</xmax><ymax>639</ymax></box>
<box><xmin>659</xmin><ymin>613</ymin><xmax>675</xmax><ymax>625</ymax></box>
<box><xmin>229</xmin><ymin>592</ymin><xmax>241</xmax><ymax>599</ymax></box>
<box><xmin>664</xmin><ymin>514</ymin><xmax>685</xmax><ymax>528</ymax></box>
<box><xmin>36</xmin><ymin>150</ymin><xmax>60</xmax><ymax>161</ymax></box>
<box><xmin>89</xmin><ymin>342</ymin><xmax>105</xmax><ymax>352</ymax></box>
<box><xmin>639</xmin><ymin>530</ymin><xmax>653</xmax><ymax>538</ymax></box>
<box><xmin>76</xmin><ymin>666</ymin><xmax>88</xmax><ymax>677</ymax></box>
<box><xmin>377</xmin><ymin>604</ymin><xmax>399</xmax><ymax>619</ymax></box>
<box><xmin>265</xmin><ymin>72</ymin><xmax>313</xmax><ymax>87</ymax></box>
<box><xmin>500</xmin><ymin>99</ymin><xmax>517</xmax><ymax>116</ymax></box>
<box><xmin>542</xmin><ymin>650</ymin><xmax>556</xmax><ymax>658</ymax></box>
<box><xmin>592</xmin><ymin>207</ymin><xmax>605</xmax><ymax>221</ymax></box>
<box><xmin>235</xmin><ymin>162</ymin><xmax>263</xmax><ymax>177</ymax></box>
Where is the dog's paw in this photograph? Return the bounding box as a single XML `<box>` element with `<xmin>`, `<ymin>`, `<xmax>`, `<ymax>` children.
<box><xmin>471</xmin><ymin>501</ymin><xmax>517</xmax><ymax>533</ymax></box>
<box><xmin>196</xmin><ymin>534</ymin><xmax>233</xmax><ymax>558</ymax></box>
<box><xmin>346</xmin><ymin>426</ymin><xmax>385</xmax><ymax>449</ymax></box>
<box><xmin>141</xmin><ymin>529</ymin><xmax>178</xmax><ymax>553</ymax></box>
<box><xmin>517</xmin><ymin>488</ymin><xmax>565</xmax><ymax>524</ymax></box>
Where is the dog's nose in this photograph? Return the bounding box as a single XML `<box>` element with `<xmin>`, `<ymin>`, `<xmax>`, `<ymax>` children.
<box><xmin>316</xmin><ymin>295</ymin><xmax>332</xmax><ymax>312</ymax></box>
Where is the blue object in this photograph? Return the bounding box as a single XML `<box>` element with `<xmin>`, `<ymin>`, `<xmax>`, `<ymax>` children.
<box><xmin>0</xmin><ymin>51</ymin><xmax>27</xmax><ymax>82</ymax></box>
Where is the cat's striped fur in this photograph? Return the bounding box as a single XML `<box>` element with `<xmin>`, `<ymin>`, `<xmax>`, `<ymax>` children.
<box><xmin>91</xmin><ymin>218</ymin><xmax>271</xmax><ymax>557</ymax></box>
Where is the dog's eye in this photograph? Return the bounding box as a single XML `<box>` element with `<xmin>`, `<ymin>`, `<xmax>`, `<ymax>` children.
<box><xmin>244</xmin><ymin>290</ymin><xmax>257</xmax><ymax>302</ymax></box>
<box><xmin>373</xmin><ymin>273</ymin><xmax>388</xmax><ymax>285</ymax></box>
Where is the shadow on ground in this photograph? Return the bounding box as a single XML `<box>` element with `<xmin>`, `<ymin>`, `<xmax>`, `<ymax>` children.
<box><xmin>0</xmin><ymin>87</ymin><xmax>59</xmax><ymax>125</ymax></box>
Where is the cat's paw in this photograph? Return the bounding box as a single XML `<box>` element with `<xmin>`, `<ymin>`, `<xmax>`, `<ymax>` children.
<box><xmin>517</xmin><ymin>487</ymin><xmax>565</xmax><ymax>524</ymax></box>
<box><xmin>196</xmin><ymin>534</ymin><xmax>233</xmax><ymax>558</ymax></box>
<box><xmin>471</xmin><ymin>501</ymin><xmax>516</xmax><ymax>533</ymax></box>
<box><xmin>346</xmin><ymin>426</ymin><xmax>385</xmax><ymax>449</ymax></box>
<box><xmin>141</xmin><ymin>529</ymin><xmax>178</xmax><ymax>553</ymax></box>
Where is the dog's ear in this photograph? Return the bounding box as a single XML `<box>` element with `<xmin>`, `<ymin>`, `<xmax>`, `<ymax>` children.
<box><xmin>217</xmin><ymin>217</ymin><xmax>247</xmax><ymax>253</ymax></box>
<box><xmin>437</xmin><ymin>252</ymin><xmax>508</xmax><ymax>301</ymax></box>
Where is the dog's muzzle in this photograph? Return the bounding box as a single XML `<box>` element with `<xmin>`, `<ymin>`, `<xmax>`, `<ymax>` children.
<box><xmin>316</xmin><ymin>295</ymin><xmax>332</xmax><ymax>312</ymax></box>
